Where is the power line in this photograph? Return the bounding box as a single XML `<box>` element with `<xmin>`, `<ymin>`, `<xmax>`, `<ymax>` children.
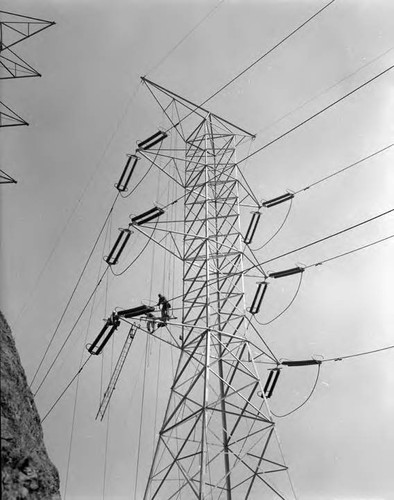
<box><xmin>41</xmin><ymin>355</ymin><xmax>92</xmax><ymax>423</ymax></box>
<box><xmin>322</xmin><ymin>344</ymin><xmax>394</xmax><ymax>363</ymax></box>
<box><xmin>15</xmin><ymin>85</ymin><xmax>142</xmax><ymax>329</ymax></box>
<box><xmin>238</xmin><ymin>64</ymin><xmax>394</xmax><ymax>166</ymax></box>
<box><xmin>29</xmin><ymin>195</ymin><xmax>119</xmax><ymax>389</ymax></box>
<box><xmin>33</xmin><ymin>268</ymin><xmax>109</xmax><ymax>396</ymax></box>
<box><xmin>294</xmin><ymin>143</ymin><xmax>393</xmax><ymax>194</ymax></box>
<box><xmin>202</xmin><ymin>0</ymin><xmax>336</xmax><ymax>106</ymax></box>
<box><xmin>306</xmin><ymin>233</ymin><xmax>394</xmax><ymax>269</ymax></box>
<box><xmin>145</xmin><ymin>0</ymin><xmax>225</xmax><ymax>77</ymax></box>
<box><xmin>165</xmin><ymin>0</ymin><xmax>335</xmax><ymax>133</ymax></box>
<box><xmin>246</xmin><ymin>208</ymin><xmax>394</xmax><ymax>272</ymax></box>
<box><xmin>255</xmin><ymin>45</ymin><xmax>393</xmax><ymax>138</ymax></box>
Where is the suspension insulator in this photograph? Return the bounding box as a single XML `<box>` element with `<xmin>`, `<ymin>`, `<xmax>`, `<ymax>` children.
<box><xmin>105</xmin><ymin>228</ymin><xmax>132</xmax><ymax>266</ymax></box>
<box><xmin>263</xmin><ymin>368</ymin><xmax>281</xmax><ymax>398</ymax></box>
<box><xmin>117</xmin><ymin>305</ymin><xmax>155</xmax><ymax>319</ymax></box>
<box><xmin>88</xmin><ymin>314</ymin><xmax>120</xmax><ymax>355</ymax></box>
<box><xmin>115</xmin><ymin>155</ymin><xmax>139</xmax><ymax>192</ymax></box>
<box><xmin>137</xmin><ymin>130</ymin><xmax>168</xmax><ymax>150</ymax></box>
<box><xmin>243</xmin><ymin>211</ymin><xmax>261</xmax><ymax>245</ymax></box>
<box><xmin>262</xmin><ymin>192</ymin><xmax>294</xmax><ymax>208</ymax></box>
<box><xmin>249</xmin><ymin>281</ymin><xmax>268</xmax><ymax>315</ymax></box>
<box><xmin>269</xmin><ymin>266</ymin><xmax>304</xmax><ymax>279</ymax></box>
<box><xmin>281</xmin><ymin>359</ymin><xmax>322</xmax><ymax>367</ymax></box>
<box><xmin>131</xmin><ymin>206</ymin><xmax>165</xmax><ymax>225</ymax></box>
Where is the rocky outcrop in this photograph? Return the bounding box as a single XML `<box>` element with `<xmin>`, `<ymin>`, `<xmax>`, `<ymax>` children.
<box><xmin>1</xmin><ymin>310</ymin><xmax>61</xmax><ymax>499</ymax></box>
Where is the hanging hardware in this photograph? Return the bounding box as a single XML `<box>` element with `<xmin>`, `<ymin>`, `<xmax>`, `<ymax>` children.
<box><xmin>117</xmin><ymin>304</ymin><xmax>155</xmax><ymax>319</ymax></box>
<box><xmin>243</xmin><ymin>211</ymin><xmax>261</xmax><ymax>245</ymax></box>
<box><xmin>115</xmin><ymin>155</ymin><xmax>139</xmax><ymax>192</ymax></box>
<box><xmin>87</xmin><ymin>313</ymin><xmax>120</xmax><ymax>355</ymax></box>
<box><xmin>137</xmin><ymin>130</ymin><xmax>168</xmax><ymax>150</ymax></box>
<box><xmin>269</xmin><ymin>266</ymin><xmax>304</xmax><ymax>279</ymax></box>
<box><xmin>249</xmin><ymin>281</ymin><xmax>268</xmax><ymax>315</ymax></box>
<box><xmin>262</xmin><ymin>368</ymin><xmax>281</xmax><ymax>398</ymax></box>
<box><xmin>104</xmin><ymin>228</ymin><xmax>132</xmax><ymax>266</ymax></box>
<box><xmin>262</xmin><ymin>192</ymin><xmax>294</xmax><ymax>208</ymax></box>
<box><xmin>281</xmin><ymin>359</ymin><xmax>322</xmax><ymax>367</ymax></box>
<box><xmin>131</xmin><ymin>206</ymin><xmax>165</xmax><ymax>225</ymax></box>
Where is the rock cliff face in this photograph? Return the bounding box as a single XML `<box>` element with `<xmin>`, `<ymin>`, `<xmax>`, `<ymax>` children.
<box><xmin>1</xmin><ymin>310</ymin><xmax>61</xmax><ymax>499</ymax></box>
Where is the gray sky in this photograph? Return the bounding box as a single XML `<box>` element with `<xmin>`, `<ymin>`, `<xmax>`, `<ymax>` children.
<box><xmin>1</xmin><ymin>1</ymin><xmax>394</xmax><ymax>499</ymax></box>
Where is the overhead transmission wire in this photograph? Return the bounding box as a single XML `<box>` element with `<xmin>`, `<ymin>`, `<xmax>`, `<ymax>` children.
<box><xmin>249</xmin><ymin>143</ymin><xmax>393</xmax><ymax>252</ymax></box>
<box><xmin>294</xmin><ymin>143</ymin><xmax>393</xmax><ymax>194</ymax></box>
<box><xmin>163</xmin><ymin>0</ymin><xmax>335</xmax><ymax>134</ymax></box>
<box><xmin>255</xmin><ymin>45</ymin><xmax>394</xmax><ymax>138</ymax></box>
<box><xmin>270</xmin><ymin>344</ymin><xmax>394</xmax><ymax>419</ymax></box>
<box><xmin>246</xmin><ymin>208</ymin><xmax>394</xmax><ymax>272</ymax></box>
<box><xmin>305</xmin><ymin>233</ymin><xmax>394</xmax><ymax>269</ymax></box>
<box><xmin>321</xmin><ymin>344</ymin><xmax>394</xmax><ymax>363</ymax></box>
<box><xmin>102</xmin><ymin>316</ymin><xmax>115</xmax><ymax>500</ymax></box>
<box><xmin>33</xmin><ymin>267</ymin><xmax>109</xmax><ymax>397</ymax></box>
<box><xmin>41</xmin><ymin>355</ymin><xmax>92</xmax><ymax>423</ymax></box>
<box><xmin>14</xmin><ymin>83</ymin><xmax>142</xmax><ymax>328</ymax></box>
<box><xmin>144</xmin><ymin>0</ymin><xmax>225</xmax><ymax>77</ymax></box>
<box><xmin>205</xmin><ymin>0</ymin><xmax>336</xmax><ymax>105</ymax></box>
<box><xmin>249</xmin><ymin>143</ymin><xmax>392</xmax><ymax>253</ymax></box>
<box><xmin>30</xmin><ymin>193</ymin><xmax>120</xmax><ymax>389</ymax></box>
<box><xmin>237</xmin><ymin>64</ymin><xmax>394</xmax><ymax>166</ymax></box>
<box><xmin>63</xmin><ymin>221</ymin><xmax>111</xmax><ymax>500</ymax></box>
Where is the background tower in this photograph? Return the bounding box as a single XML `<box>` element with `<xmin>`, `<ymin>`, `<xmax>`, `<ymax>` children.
<box><xmin>0</xmin><ymin>9</ymin><xmax>54</xmax><ymax>183</ymax></box>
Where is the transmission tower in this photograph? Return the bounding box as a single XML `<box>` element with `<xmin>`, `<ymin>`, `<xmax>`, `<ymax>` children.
<box><xmin>0</xmin><ymin>10</ymin><xmax>54</xmax><ymax>183</ymax></box>
<box><xmin>130</xmin><ymin>79</ymin><xmax>292</xmax><ymax>500</ymax></box>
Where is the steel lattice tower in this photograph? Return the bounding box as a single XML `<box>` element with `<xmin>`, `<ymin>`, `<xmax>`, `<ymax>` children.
<box><xmin>134</xmin><ymin>79</ymin><xmax>292</xmax><ymax>500</ymax></box>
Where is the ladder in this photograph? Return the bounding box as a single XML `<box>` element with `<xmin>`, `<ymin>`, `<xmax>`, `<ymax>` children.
<box><xmin>96</xmin><ymin>325</ymin><xmax>136</xmax><ymax>421</ymax></box>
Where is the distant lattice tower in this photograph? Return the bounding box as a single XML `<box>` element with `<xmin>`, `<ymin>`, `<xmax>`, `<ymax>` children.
<box><xmin>137</xmin><ymin>79</ymin><xmax>292</xmax><ymax>500</ymax></box>
<box><xmin>0</xmin><ymin>10</ymin><xmax>54</xmax><ymax>183</ymax></box>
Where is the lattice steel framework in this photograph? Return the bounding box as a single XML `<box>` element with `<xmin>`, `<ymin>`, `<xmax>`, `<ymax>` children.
<box><xmin>0</xmin><ymin>10</ymin><xmax>54</xmax><ymax>183</ymax></box>
<box><xmin>134</xmin><ymin>80</ymin><xmax>292</xmax><ymax>500</ymax></box>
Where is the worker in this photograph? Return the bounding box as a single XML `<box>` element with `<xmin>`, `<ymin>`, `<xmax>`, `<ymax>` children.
<box><xmin>146</xmin><ymin>312</ymin><xmax>157</xmax><ymax>333</ymax></box>
<box><xmin>157</xmin><ymin>293</ymin><xmax>171</xmax><ymax>323</ymax></box>
<box><xmin>107</xmin><ymin>311</ymin><xmax>119</xmax><ymax>327</ymax></box>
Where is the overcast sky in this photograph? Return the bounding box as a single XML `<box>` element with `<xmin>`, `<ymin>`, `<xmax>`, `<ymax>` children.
<box><xmin>1</xmin><ymin>1</ymin><xmax>394</xmax><ymax>499</ymax></box>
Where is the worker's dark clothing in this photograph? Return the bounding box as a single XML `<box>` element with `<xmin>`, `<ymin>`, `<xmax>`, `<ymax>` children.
<box><xmin>146</xmin><ymin>312</ymin><xmax>156</xmax><ymax>333</ymax></box>
<box><xmin>158</xmin><ymin>295</ymin><xmax>171</xmax><ymax>322</ymax></box>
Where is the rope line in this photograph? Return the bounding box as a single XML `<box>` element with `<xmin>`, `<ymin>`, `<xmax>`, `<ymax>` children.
<box><xmin>246</xmin><ymin>208</ymin><xmax>394</xmax><ymax>272</ymax></box>
<box><xmin>255</xmin><ymin>272</ymin><xmax>303</xmax><ymax>326</ymax></box>
<box><xmin>271</xmin><ymin>364</ymin><xmax>321</xmax><ymax>418</ymax></box>
<box><xmin>294</xmin><ymin>143</ymin><xmax>393</xmax><ymax>194</ymax></box>
<box><xmin>238</xmin><ymin>64</ymin><xmax>394</xmax><ymax>165</ymax></box>
<box><xmin>30</xmin><ymin>194</ymin><xmax>119</xmax><ymax>389</ymax></box>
